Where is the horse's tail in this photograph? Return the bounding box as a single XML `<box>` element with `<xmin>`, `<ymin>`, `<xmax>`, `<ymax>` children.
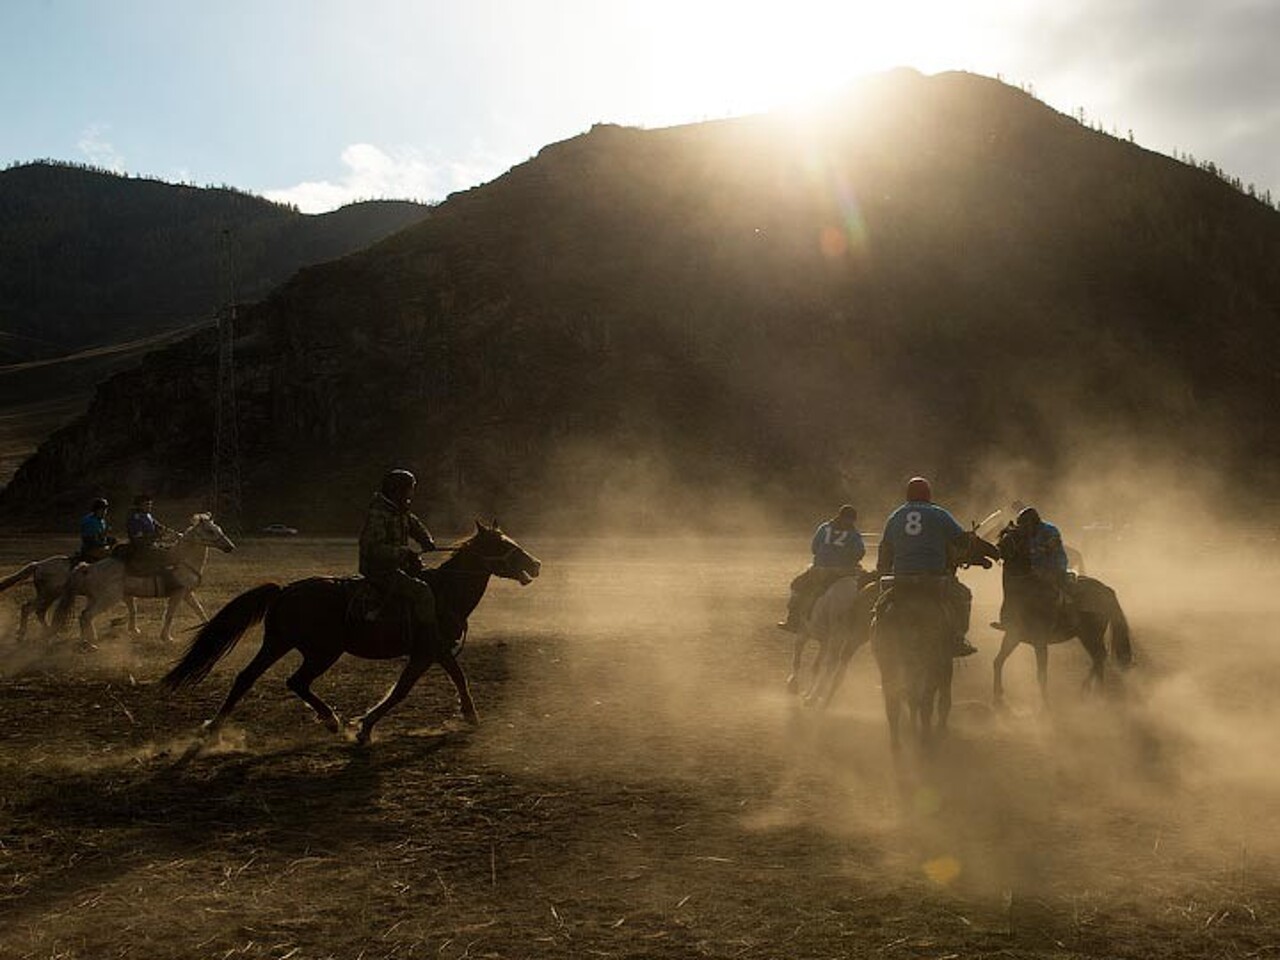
<box><xmin>1108</xmin><ymin>591</ymin><xmax>1133</xmax><ymax>667</ymax></box>
<box><xmin>0</xmin><ymin>561</ymin><xmax>38</xmax><ymax>593</ymax></box>
<box><xmin>163</xmin><ymin>583</ymin><xmax>282</xmax><ymax>689</ymax></box>
<box><xmin>49</xmin><ymin>563</ymin><xmax>90</xmax><ymax>634</ymax></box>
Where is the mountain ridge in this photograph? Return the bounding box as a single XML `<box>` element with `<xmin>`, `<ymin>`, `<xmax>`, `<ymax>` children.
<box><xmin>4</xmin><ymin>70</ymin><xmax>1278</xmax><ymax>532</ymax></box>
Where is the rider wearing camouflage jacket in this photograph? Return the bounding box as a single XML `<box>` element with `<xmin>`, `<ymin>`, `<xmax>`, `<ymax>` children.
<box><xmin>359</xmin><ymin>470</ymin><xmax>438</xmax><ymax>631</ymax></box>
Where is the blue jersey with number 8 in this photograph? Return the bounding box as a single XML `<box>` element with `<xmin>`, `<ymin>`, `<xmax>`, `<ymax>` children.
<box><xmin>878</xmin><ymin>501</ymin><xmax>965</xmax><ymax>575</ymax></box>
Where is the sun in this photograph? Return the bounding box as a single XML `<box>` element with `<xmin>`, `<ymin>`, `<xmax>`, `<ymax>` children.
<box><xmin>616</xmin><ymin>0</ymin><xmax>994</xmax><ymax>126</ymax></box>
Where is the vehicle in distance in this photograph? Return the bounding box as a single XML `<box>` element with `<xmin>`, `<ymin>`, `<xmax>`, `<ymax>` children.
<box><xmin>260</xmin><ymin>523</ymin><xmax>299</xmax><ymax>536</ymax></box>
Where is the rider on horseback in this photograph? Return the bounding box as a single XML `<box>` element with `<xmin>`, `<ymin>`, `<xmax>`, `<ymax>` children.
<box><xmin>359</xmin><ymin>469</ymin><xmax>438</xmax><ymax>639</ymax></box>
<box><xmin>876</xmin><ymin>477</ymin><xmax>977</xmax><ymax>657</ymax></box>
<box><xmin>994</xmin><ymin>505</ymin><xmax>1072</xmax><ymax>631</ymax></box>
<box><xmin>123</xmin><ymin>494</ymin><xmax>176</xmax><ymax>580</ymax></box>
<box><xmin>76</xmin><ymin>497</ymin><xmax>116</xmax><ymax>563</ymax></box>
<box><xmin>777</xmin><ymin>504</ymin><xmax>866</xmax><ymax>633</ymax></box>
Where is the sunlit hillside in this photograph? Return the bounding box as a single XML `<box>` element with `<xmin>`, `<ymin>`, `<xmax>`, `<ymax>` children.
<box><xmin>4</xmin><ymin>70</ymin><xmax>1279</xmax><ymax>531</ymax></box>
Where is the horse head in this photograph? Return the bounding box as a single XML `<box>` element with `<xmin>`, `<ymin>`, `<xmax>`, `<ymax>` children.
<box><xmin>184</xmin><ymin>513</ymin><xmax>237</xmax><ymax>553</ymax></box>
<box><xmin>464</xmin><ymin>519</ymin><xmax>541</xmax><ymax>585</ymax></box>
<box><xmin>953</xmin><ymin>529</ymin><xmax>1000</xmax><ymax>570</ymax></box>
<box><xmin>995</xmin><ymin>523</ymin><xmax>1031</xmax><ymax>572</ymax></box>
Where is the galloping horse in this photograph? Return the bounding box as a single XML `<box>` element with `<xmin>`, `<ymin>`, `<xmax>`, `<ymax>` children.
<box><xmin>871</xmin><ymin>531</ymin><xmax>999</xmax><ymax>751</ymax></box>
<box><xmin>163</xmin><ymin>521</ymin><xmax>540</xmax><ymax>745</ymax></box>
<box><xmin>0</xmin><ymin>553</ymin><xmax>209</xmax><ymax>641</ymax></box>
<box><xmin>786</xmin><ymin>572</ymin><xmax>877</xmax><ymax>709</ymax></box>
<box><xmin>51</xmin><ymin>514</ymin><xmax>235</xmax><ymax>645</ymax></box>
<box><xmin>991</xmin><ymin>527</ymin><xmax>1132</xmax><ymax>706</ymax></box>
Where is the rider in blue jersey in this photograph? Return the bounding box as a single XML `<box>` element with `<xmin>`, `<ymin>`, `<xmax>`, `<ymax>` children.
<box><xmin>994</xmin><ymin>506</ymin><xmax>1072</xmax><ymax>631</ymax></box>
<box><xmin>876</xmin><ymin>477</ymin><xmax>977</xmax><ymax>657</ymax></box>
<box><xmin>777</xmin><ymin>504</ymin><xmax>866</xmax><ymax>633</ymax></box>
<box><xmin>76</xmin><ymin>497</ymin><xmax>115</xmax><ymax>563</ymax></box>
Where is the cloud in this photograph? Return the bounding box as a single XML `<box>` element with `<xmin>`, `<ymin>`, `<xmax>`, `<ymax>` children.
<box><xmin>264</xmin><ymin>143</ymin><xmax>506</xmax><ymax>213</ymax></box>
<box><xmin>76</xmin><ymin>123</ymin><xmax>124</xmax><ymax>172</ymax></box>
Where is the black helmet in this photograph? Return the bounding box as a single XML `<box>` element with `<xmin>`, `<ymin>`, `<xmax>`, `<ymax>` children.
<box><xmin>1016</xmin><ymin>506</ymin><xmax>1041</xmax><ymax>529</ymax></box>
<box><xmin>381</xmin><ymin>469</ymin><xmax>417</xmax><ymax>502</ymax></box>
<box><xmin>90</xmin><ymin>497</ymin><xmax>109</xmax><ymax>511</ymax></box>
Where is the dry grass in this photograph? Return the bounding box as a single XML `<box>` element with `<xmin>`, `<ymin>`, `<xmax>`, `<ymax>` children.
<box><xmin>1</xmin><ymin>535</ymin><xmax>1279</xmax><ymax>958</ymax></box>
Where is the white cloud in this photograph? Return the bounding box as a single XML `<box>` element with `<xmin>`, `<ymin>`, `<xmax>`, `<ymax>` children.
<box><xmin>76</xmin><ymin>123</ymin><xmax>124</xmax><ymax>172</ymax></box>
<box><xmin>264</xmin><ymin>143</ymin><xmax>507</xmax><ymax>213</ymax></box>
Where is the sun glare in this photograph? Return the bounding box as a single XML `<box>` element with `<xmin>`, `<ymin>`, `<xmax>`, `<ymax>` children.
<box><xmin>625</xmin><ymin>0</ymin><xmax>983</xmax><ymax>124</ymax></box>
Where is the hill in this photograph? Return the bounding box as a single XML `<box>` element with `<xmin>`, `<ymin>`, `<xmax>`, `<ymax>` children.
<box><xmin>0</xmin><ymin>162</ymin><xmax>430</xmax><ymax>482</ymax></box>
<box><xmin>3</xmin><ymin>70</ymin><xmax>1279</xmax><ymax>533</ymax></box>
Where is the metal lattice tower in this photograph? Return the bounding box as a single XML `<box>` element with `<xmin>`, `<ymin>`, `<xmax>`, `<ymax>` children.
<box><xmin>212</xmin><ymin>231</ymin><xmax>243</xmax><ymax>531</ymax></box>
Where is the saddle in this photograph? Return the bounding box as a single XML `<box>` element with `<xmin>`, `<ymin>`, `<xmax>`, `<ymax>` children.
<box><xmin>341</xmin><ymin>577</ymin><xmax>411</xmax><ymax>625</ymax></box>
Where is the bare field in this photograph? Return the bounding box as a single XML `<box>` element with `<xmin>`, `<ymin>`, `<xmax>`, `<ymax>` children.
<box><xmin>2</xmin><ymin>534</ymin><xmax>1280</xmax><ymax>959</ymax></box>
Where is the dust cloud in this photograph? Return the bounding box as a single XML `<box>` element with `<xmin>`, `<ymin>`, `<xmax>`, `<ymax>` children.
<box><xmin>470</xmin><ymin>442</ymin><xmax>1280</xmax><ymax>908</ymax></box>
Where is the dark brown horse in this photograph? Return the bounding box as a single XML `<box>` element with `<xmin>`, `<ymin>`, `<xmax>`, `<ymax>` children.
<box><xmin>991</xmin><ymin>526</ymin><xmax>1132</xmax><ymax>706</ymax></box>
<box><xmin>870</xmin><ymin>531</ymin><xmax>1000</xmax><ymax>751</ymax></box>
<box><xmin>163</xmin><ymin>521</ymin><xmax>540</xmax><ymax>745</ymax></box>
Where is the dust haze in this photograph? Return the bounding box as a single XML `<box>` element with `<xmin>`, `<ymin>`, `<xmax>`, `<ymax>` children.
<box><xmin>2</xmin><ymin>433</ymin><xmax>1278</xmax><ymax>937</ymax></box>
<box><xmin>468</xmin><ymin>435</ymin><xmax>1280</xmax><ymax>908</ymax></box>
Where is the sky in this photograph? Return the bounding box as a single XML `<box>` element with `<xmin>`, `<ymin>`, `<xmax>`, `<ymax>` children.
<box><xmin>2</xmin><ymin>0</ymin><xmax>1278</xmax><ymax>213</ymax></box>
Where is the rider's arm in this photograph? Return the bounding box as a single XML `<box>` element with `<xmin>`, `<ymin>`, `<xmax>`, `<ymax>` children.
<box><xmin>849</xmin><ymin>530</ymin><xmax>866</xmax><ymax>567</ymax></box>
<box><xmin>809</xmin><ymin>522</ymin><xmax>828</xmax><ymax>559</ymax></box>
<box><xmin>408</xmin><ymin>513</ymin><xmax>436</xmax><ymax>552</ymax></box>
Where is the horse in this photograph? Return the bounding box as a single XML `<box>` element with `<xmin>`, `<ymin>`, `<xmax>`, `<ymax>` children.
<box><xmin>162</xmin><ymin>521</ymin><xmax>541</xmax><ymax>746</ymax></box>
<box><xmin>870</xmin><ymin>531</ymin><xmax>1001</xmax><ymax>751</ymax></box>
<box><xmin>991</xmin><ymin>528</ymin><xmax>1132</xmax><ymax>707</ymax></box>
<box><xmin>785</xmin><ymin>572</ymin><xmax>878</xmax><ymax>709</ymax></box>
<box><xmin>51</xmin><ymin>514</ymin><xmax>235</xmax><ymax>646</ymax></box>
<box><xmin>0</xmin><ymin>553</ymin><xmax>210</xmax><ymax>642</ymax></box>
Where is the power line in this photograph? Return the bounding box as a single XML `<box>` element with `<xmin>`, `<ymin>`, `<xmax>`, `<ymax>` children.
<box><xmin>212</xmin><ymin>229</ymin><xmax>243</xmax><ymax>532</ymax></box>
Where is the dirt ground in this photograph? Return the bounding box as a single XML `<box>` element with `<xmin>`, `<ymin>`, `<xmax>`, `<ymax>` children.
<box><xmin>2</xmin><ymin>533</ymin><xmax>1280</xmax><ymax>959</ymax></box>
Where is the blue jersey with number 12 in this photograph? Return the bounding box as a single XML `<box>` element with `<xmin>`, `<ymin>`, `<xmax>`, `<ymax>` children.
<box><xmin>879</xmin><ymin>501</ymin><xmax>965</xmax><ymax>575</ymax></box>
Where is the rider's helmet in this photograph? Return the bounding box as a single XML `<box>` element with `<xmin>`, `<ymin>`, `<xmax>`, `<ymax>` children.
<box><xmin>381</xmin><ymin>469</ymin><xmax>417</xmax><ymax>505</ymax></box>
<box><xmin>834</xmin><ymin>504</ymin><xmax>857</xmax><ymax>525</ymax></box>
<box><xmin>1016</xmin><ymin>506</ymin><xmax>1041</xmax><ymax>529</ymax></box>
<box><xmin>90</xmin><ymin>497</ymin><xmax>109</xmax><ymax>512</ymax></box>
<box><xmin>906</xmin><ymin>477</ymin><xmax>932</xmax><ymax>502</ymax></box>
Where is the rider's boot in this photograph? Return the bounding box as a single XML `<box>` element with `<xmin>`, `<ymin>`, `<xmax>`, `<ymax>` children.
<box><xmin>776</xmin><ymin>593</ymin><xmax>804</xmax><ymax>633</ymax></box>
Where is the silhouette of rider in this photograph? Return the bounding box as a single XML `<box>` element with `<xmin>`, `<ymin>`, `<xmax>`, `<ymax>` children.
<box><xmin>777</xmin><ymin>504</ymin><xmax>866</xmax><ymax>633</ymax></box>
<box><xmin>876</xmin><ymin>476</ymin><xmax>977</xmax><ymax>657</ymax></box>
<box><xmin>76</xmin><ymin>497</ymin><xmax>116</xmax><ymax>563</ymax></box>
<box><xmin>124</xmin><ymin>494</ymin><xmax>174</xmax><ymax>576</ymax></box>
<box><xmin>358</xmin><ymin>469</ymin><xmax>439</xmax><ymax>639</ymax></box>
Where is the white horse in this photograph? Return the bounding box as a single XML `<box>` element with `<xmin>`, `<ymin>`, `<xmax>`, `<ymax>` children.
<box><xmin>786</xmin><ymin>575</ymin><xmax>877</xmax><ymax>709</ymax></box>
<box><xmin>52</xmin><ymin>514</ymin><xmax>235</xmax><ymax>646</ymax></box>
<box><xmin>0</xmin><ymin>553</ymin><xmax>209</xmax><ymax>641</ymax></box>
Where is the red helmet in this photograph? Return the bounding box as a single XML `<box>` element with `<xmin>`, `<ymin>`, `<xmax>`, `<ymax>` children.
<box><xmin>906</xmin><ymin>477</ymin><xmax>932</xmax><ymax>502</ymax></box>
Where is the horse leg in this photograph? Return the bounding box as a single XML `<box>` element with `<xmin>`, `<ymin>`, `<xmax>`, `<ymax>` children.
<box><xmin>937</xmin><ymin>661</ymin><xmax>954</xmax><ymax>738</ymax></box>
<box><xmin>185</xmin><ymin>591</ymin><xmax>209</xmax><ymax>624</ymax></box>
<box><xmin>787</xmin><ymin>635</ymin><xmax>807</xmax><ymax>694</ymax></box>
<box><xmin>125</xmin><ymin>596</ymin><xmax>141</xmax><ymax>636</ymax></box>
<box><xmin>1079</xmin><ymin>630</ymin><xmax>1107</xmax><ymax>695</ymax></box>
<box><xmin>883</xmin><ymin>690</ymin><xmax>901</xmax><ymax>753</ymax></box>
<box><xmin>203</xmin><ymin>638</ymin><xmax>294</xmax><ymax>734</ymax></box>
<box><xmin>17</xmin><ymin>599</ymin><xmax>34</xmax><ymax>641</ymax></box>
<box><xmin>78</xmin><ymin>595</ymin><xmax>114</xmax><ymax>648</ymax></box>
<box><xmin>992</xmin><ymin>632</ymin><xmax>1020</xmax><ymax>706</ymax></box>
<box><xmin>1034</xmin><ymin>643</ymin><xmax>1050</xmax><ymax>705</ymax></box>
<box><xmin>439</xmin><ymin>652</ymin><xmax>479</xmax><ymax>725</ymax></box>
<box><xmin>286</xmin><ymin>649</ymin><xmax>345</xmax><ymax>733</ymax></box>
<box><xmin>159</xmin><ymin>593</ymin><xmax>182</xmax><ymax>644</ymax></box>
<box><xmin>352</xmin><ymin>654</ymin><xmax>433</xmax><ymax>746</ymax></box>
